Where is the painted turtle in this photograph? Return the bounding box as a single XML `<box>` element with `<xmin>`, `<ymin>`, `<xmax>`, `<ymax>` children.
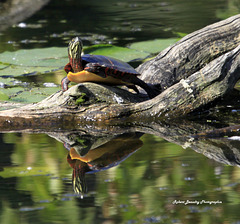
<box><xmin>65</xmin><ymin>132</ymin><xmax>143</xmax><ymax>195</ymax></box>
<box><xmin>61</xmin><ymin>37</ymin><xmax>159</xmax><ymax>99</ymax></box>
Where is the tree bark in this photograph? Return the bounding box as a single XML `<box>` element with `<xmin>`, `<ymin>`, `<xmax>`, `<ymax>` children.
<box><xmin>0</xmin><ymin>14</ymin><xmax>240</xmax><ymax>129</ymax></box>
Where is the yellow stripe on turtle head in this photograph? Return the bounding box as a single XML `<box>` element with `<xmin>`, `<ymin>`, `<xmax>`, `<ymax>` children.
<box><xmin>68</xmin><ymin>37</ymin><xmax>83</xmax><ymax>59</ymax></box>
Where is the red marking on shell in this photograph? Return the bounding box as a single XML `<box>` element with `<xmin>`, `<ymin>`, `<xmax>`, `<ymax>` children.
<box><xmin>105</xmin><ymin>57</ymin><xmax>114</xmax><ymax>67</ymax></box>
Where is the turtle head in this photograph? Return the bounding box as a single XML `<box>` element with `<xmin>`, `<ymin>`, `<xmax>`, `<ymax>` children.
<box><xmin>68</xmin><ymin>37</ymin><xmax>83</xmax><ymax>72</ymax></box>
<box><xmin>72</xmin><ymin>160</ymin><xmax>88</xmax><ymax>196</ymax></box>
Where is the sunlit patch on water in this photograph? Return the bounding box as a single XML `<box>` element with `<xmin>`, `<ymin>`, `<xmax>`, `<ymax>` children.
<box><xmin>228</xmin><ymin>136</ymin><xmax>240</xmax><ymax>141</ymax></box>
<box><xmin>19</xmin><ymin>206</ymin><xmax>45</xmax><ymax>212</ymax></box>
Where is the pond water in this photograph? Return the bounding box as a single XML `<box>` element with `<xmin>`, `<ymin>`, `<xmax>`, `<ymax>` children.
<box><xmin>0</xmin><ymin>0</ymin><xmax>229</xmax><ymax>51</ymax></box>
<box><xmin>1</xmin><ymin>0</ymin><xmax>240</xmax><ymax>223</ymax></box>
<box><xmin>1</xmin><ymin>129</ymin><xmax>240</xmax><ymax>224</ymax></box>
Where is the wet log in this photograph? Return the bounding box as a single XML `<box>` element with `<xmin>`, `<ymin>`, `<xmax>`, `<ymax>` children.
<box><xmin>0</xmin><ymin>14</ymin><xmax>240</xmax><ymax>129</ymax></box>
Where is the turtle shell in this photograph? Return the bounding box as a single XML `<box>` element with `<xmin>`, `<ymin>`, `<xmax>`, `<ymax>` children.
<box><xmin>81</xmin><ymin>54</ymin><xmax>139</xmax><ymax>77</ymax></box>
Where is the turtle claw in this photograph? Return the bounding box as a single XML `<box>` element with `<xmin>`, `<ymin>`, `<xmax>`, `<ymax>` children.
<box><xmin>61</xmin><ymin>76</ymin><xmax>70</xmax><ymax>91</ymax></box>
<box><xmin>126</xmin><ymin>85</ymin><xmax>139</xmax><ymax>94</ymax></box>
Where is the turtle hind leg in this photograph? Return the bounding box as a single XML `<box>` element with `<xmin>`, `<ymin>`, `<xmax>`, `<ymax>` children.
<box><xmin>147</xmin><ymin>83</ymin><xmax>161</xmax><ymax>98</ymax></box>
<box><xmin>132</xmin><ymin>77</ymin><xmax>160</xmax><ymax>99</ymax></box>
<box><xmin>144</xmin><ymin>85</ymin><xmax>160</xmax><ymax>99</ymax></box>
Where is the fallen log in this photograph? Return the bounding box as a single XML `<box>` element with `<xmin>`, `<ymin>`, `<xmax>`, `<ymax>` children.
<box><xmin>0</xmin><ymin>14</ymin><xmax>240</xmax><ymax>129</ymax></box>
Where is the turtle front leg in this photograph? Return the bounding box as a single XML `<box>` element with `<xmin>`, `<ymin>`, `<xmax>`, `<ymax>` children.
<box><xmin>62</xmin><ymin>63</ymin><xmax>73</xmax><ymax>91</ymax></box>
<box><xmin>64</xmin><ymin>62</ymin><xmax>73</xmax><ymax>74</ymax></box>
<box><xmin>61</xmin><ymin>76</ymin><xmax>71</xmax><ymax>91</ymax></box>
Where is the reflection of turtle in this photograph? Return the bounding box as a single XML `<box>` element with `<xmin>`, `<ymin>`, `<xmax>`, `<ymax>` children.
<box><xmin>65</xmin><ymin>133</ymin><xmax>143</xmax><ymax>195</ymax></box>
<box><xmin>61</xmin><ymin>37</ymin><xmax>159</xmax><ymax>99</ymax></box>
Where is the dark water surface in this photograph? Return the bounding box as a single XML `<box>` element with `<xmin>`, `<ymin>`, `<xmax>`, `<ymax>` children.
<box><xmin>1</xmin><ymin>0</ymin><xmax>240</xmax><ymax>223</ymax></box>
<box><xmin>0</xmin><ymin>0</ymin><xmax>228</xmax><ymax>51</ymax></box>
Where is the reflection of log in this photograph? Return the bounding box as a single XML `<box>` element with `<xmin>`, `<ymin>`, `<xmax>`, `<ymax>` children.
<box><xmin>151</xmin><ymin>122</ymin><xmax>240</xmax><ymax>167</ymax></box>
<box><xmin>0</xmin><ymin>15</ymin><xmax>240</xmax><ymax>129</ymax></box>
<box><xmin>145</xmin><ymin>121</ymin><xmax>240</xmax><ymax>167</ymax></box>
<box><xmin>1</xmin><ymin>110</ymin><xmax>240</xmax><ymax>168</ymax></box>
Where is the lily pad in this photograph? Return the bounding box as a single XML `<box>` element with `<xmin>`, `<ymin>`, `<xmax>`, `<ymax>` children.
<box><xmin>0</xmin><ymin>86</ymin><xmax>60</xmax><ymax>103</ymax></box>
<box><xmin>0</xmin><ymin>47</ymin><xmax>67</xmax><ymax>77</ymax></box>
<box><xmin>0</xmin><ymin>91</ymin><xmax>9</xmax><ymax>100</ymax></box>
<box><xmin>0</xmin><ymin>76</ymin><xmax>20</xmax><ymax>87</ymax></box>
<box><xmin>0</xmin><ymin>64</ymin><xmax>61</xmax><ymax>77</ymax></box>
<box><xmin>0</xmin><ymin>63</ymin><xmax>8</xmax><ymax>69</ymax></box>
<box><xmin>84</xmin><ymin>44</ymin><xmax>149</xmax><ymax>62</ymax></box>
<box><xmin>129</xmin><ymin>38</ymin><xmax>179</xmax><ymax>54</ymax></box>
<box><xmin>0</xmin><ymin>47</ymin><xmax>66</xmax><ymax>66</ymax></box>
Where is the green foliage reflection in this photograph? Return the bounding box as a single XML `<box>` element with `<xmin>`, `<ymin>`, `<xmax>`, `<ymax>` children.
<box><xmin>1</xmin><ymin>130</ymin><xmax>240</xmax><ymax>223</ymax></box>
